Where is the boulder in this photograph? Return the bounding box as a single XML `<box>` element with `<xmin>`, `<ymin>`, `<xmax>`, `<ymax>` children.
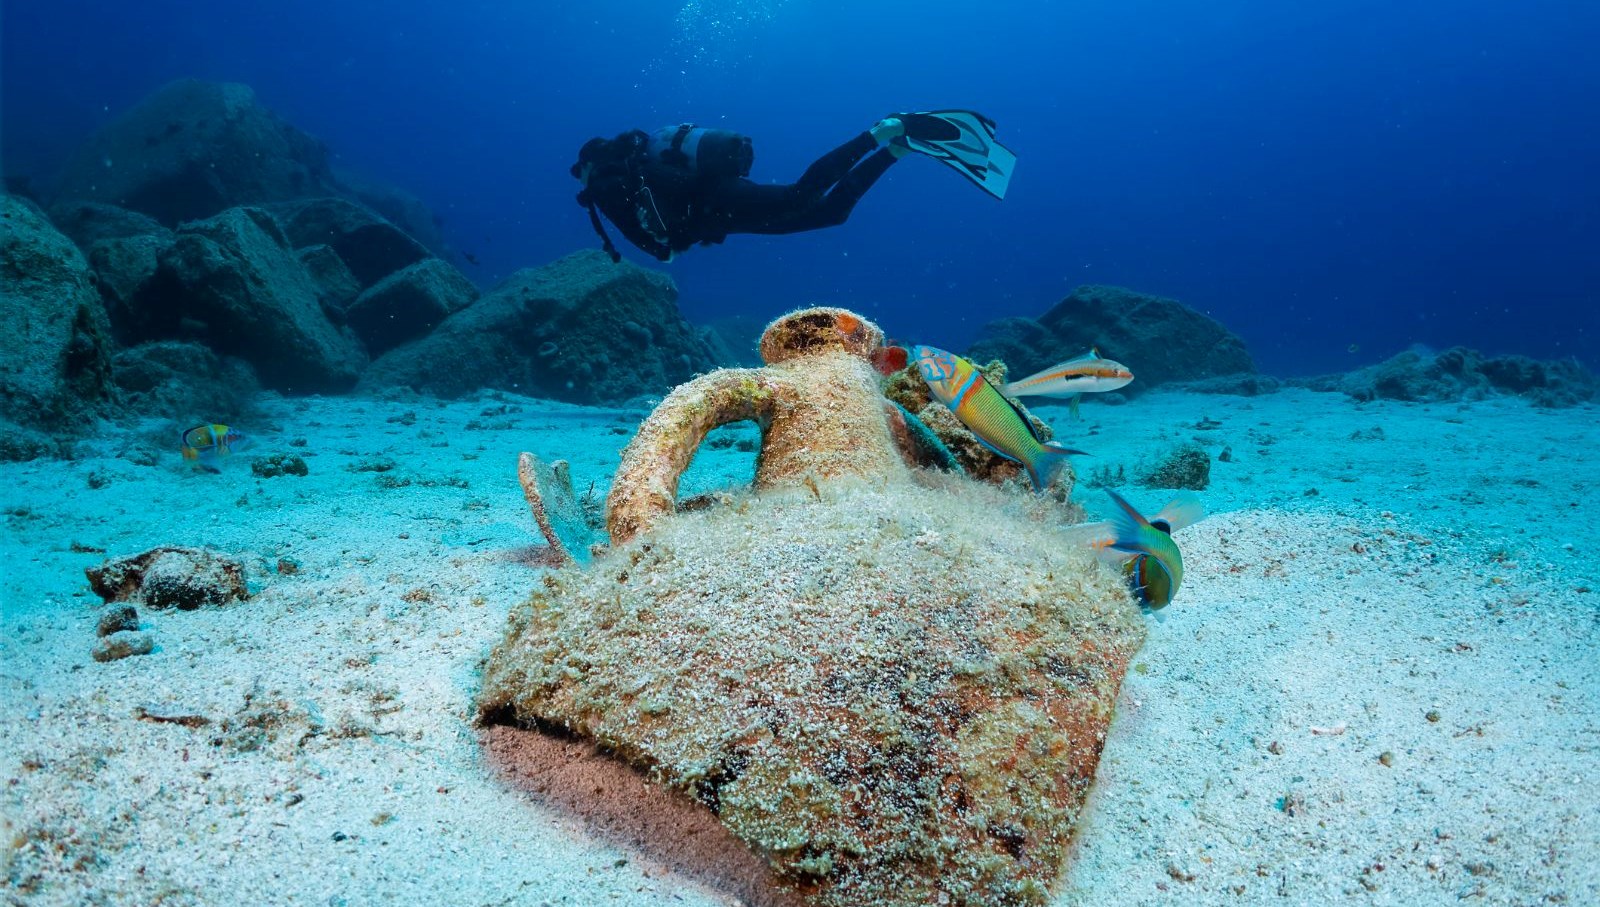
<box><xmin>0</xmin><ymin>417</ymin><xmax>61</xmax><ymax>463</ymax></box>
<box><xmin>155</xmin><ymin>206</ymin><xmax>365</xmax><ymax>392</ymax></box>
<box><xmin>267</xmin><ymin>197</ymin><xmax>429</xmax><ymax>287</ymax></box>
<box><xmin>344</xmin><ymin>257</ymin><xmax>478</xmax><ymax>354</ymax></box>
<box><xmin>46</xmin><ymin>201</ymin><xmax>168</xmax><ymax>249</ymax></box>
<box><xmin>86</xmin><ymin>233</ymin><xmax>174</xmax><ymax>339</ymax></box>
<box><xmin>53</xmin><ymin>79</ymin><xmax>340</xmax><ymax>225</ymax></box>
<box><xmin>333</xmin><ymin>167</ymin><xmax>450</xmax><ymax>258</ymax></box>
<box><xmin>0</xmin><ymin>194</ymin><xmax>117</xmax><ymax>431</ymax></box>
<box><xmin>1330</xmin><ymin>346</ymin><xmax>1596</xmax><ymax>407</ymax></box>
<box><xmin>111</xmin><ymin>341</ymin><xmax>261</xmax><ymax>420</ymax></box>
<box><xmin>1167</xmin><ymin>373</ymin><xmax>1282</xmax><ymax>396</ymax></box>
<box><xmin>296</xmin><ymin>244</ymin><xmax>361</xmax><ymax>318</ymax></box>
<box><xmin>959</xmin><ymin>316</ymin><xmax>1058</xmax><ymax>376</ymax></box>
<box><xmin>968</xmin><ymin>285</ymin><xmax>1256</xmax><ymax>390</ymax></box>
<box><xmin>43</xmin><ymin>201</ymin><xmax>176</xmax><ymax>341</ymax></box>
<box><xmin>360</xmin><ymin>250</ymin><xmax>722</xmax><ymax>404</ymax></box>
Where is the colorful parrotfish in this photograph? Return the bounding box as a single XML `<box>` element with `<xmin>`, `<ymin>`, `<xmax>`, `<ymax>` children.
<box><xmin>912</xmin><ymin>344</ymin><xmax>1087</xmax><ymax>491</ymax></box>
<box><xmin>1073</xmin><ymin>489</ymin><xmax>1205</xmax><ymax>609</ymax></box>
<box><xmin>181</xmin><ymin>423</ymin><xmax>251</xmax><ymax>473</ymax></box>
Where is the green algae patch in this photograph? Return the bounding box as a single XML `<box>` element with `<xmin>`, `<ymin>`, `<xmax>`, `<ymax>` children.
<box><xmin>479</xmin><ymin>480</ymin><xmax>1143</xmax><ymax>907</ymax></box>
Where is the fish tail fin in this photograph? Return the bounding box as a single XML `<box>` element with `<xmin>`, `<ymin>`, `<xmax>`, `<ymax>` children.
<box><xmin>1102</xmin><ymin>487</ymin><xmax>1152</xmax><ymax>544</ymax></box>
<box><xmin>1028</xmin><ymin>441</ymin><xmax>1088</xmax><ymax>491</ymax></box>
<box><xmin>1154</xmin><ymin>492</ymin><xmax>1206</xmax><ymax>533</ymax></box>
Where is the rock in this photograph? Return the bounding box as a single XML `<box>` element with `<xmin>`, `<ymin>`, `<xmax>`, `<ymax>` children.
<box><xmin>251</xmin><ymin>454</ymin><xmax>308</xmax><ymax>478</ymax></box>
<box><xmin>296</xmin><ymin>244</ymin><xmax>361</xmax><ymax>318</ymax></box>
<box><xmin>360</xmin><ymin>250</ymin><xmax>721</xmax><ymax>405</ymax></box>
<box><xmin>959</xmin><ymin>316</ymin><xmax>1058</xmax><ymax>378</ymax></box>
<box><xmin>267</xmin><ymin>197</ymin><xmax>429</xmax><ymax>287</ymax></box>
<box><xmin>46</xmin><ymin>201</ymin><xmax>168</xmax><ymax>249</ymax></box>
<box><xmin>1138</xmin><ymin>444</ymin><xmax>1211</xmax><ymax>490</ymax></box>
<box><xmin>1168</xmin><ymin>373</ymin><xmax>1282</xmax><ymax>396</ymax></box>
<box><xmin>0</xmin><ymin>194</ymin><xmax>117</xmax><ymax>431</ymax></box>
<box><xmin>0</xmin><ymin>418</ymin><xmax>60</xmax><ymax>462</ymax></box>
<box><xmin>968</xmin><ymin>286</ymin><xmax>1256</xmax><ymax>390</ymax></box>
<box><xmin>53</xmin><ymin>79</ymin><xmax>340</xmax><ymax>225</ymax></box>
<box><xmin>344</xmin><ymin>258</ymin><xmax>478</xmax><ymax>354</ymax></box>
<box><xmin>42</xmin><ymin>202</ymin><xmax>177</xmax><ymax>340</ymax></box>
<box><xmin>86</xmin><ymin>546</ymin><xmax>249</xmax><ymax>610</ymax></box>
<box><xmin>1335</xmin><ymin>348</ymin><xmax>1488</xmax><ymax>403</ymax></box>
<box><xmin>111</xmin><ymin>341</ymin><xmax>260</xmax><ymax>420</ymax></box>
<box><xmin>155</xmin><ymin>206</ymin><xmax>366</xmax><ymax>392</ymax></box>
<box><xmin>1331</xmin><ymin>347</ymin><xmax>1597</xmax><ymax>407</ymax></box>
<box><xmin>92</xmin><ymin>631</ymin><xmax>155</xmax><ymax>663</ymax></box>
<box><xmin>1477</xmin><ymin>354</ymin><xmax>1596</xmax><ymax>406</ymax></box>
<box><xmin>481</xmin><ymin>482</ymin><xmax>1143</xmax><ymax>907</ymax></box>
<box><xmin>86</xmin><ymin>233</ymin><xmax>175</xmax><ymax>338</ymax></box>
<box><xmin>333</xmin><ymin>168</ymin><xmax>450</xmax><ymax>258</ymax></box>
<box><xmin>96</xmin><ymin>604</ymin><xmax>140</xmax><ymax>637</ymax></box>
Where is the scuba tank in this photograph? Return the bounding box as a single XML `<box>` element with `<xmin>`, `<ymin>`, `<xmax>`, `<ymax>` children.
<box><xmin>647</xmin><ymin>124</ymin><xmax>754</xmax><ymax>179</ymax></box>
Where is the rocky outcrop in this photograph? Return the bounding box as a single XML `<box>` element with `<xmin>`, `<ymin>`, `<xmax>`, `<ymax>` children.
<box><xmin>360</xmin><ymin>250</ymin><xmax>722</xmax><ymax>404</ymax></box>
<box><xmin>296</xmin><ymin>244</ymin><xmax>361</xmax><ymax>317</ymax></box>
<box><xmin>334</xmin><ymin>168</ymin><xmax>450</xmax><ymax>258</ymax></box>
<box><xmin>154</xmin><ymin>207</ymin><xmax>366</xmax><ymax>392</ymax></box>
<box><xmin>1317</xmin><ymin>346</ymin><xmax>1598</xmax><ymax>407</ymax></box>
<box><xmin>0</xmin><ymin>194</ymin><xmax>117</xmax><ymax>431</ymax></box>
<box><xmin>968</xmin><ymin>285</ymin><xmax>1256</xmax><ymax>390</ymax></box>
<box><xmin>111</xmin><ymin>341</ymin><xmax>261</xmax><ymax>420</ymax></box>
<box><xmin>267</xmin><ymin>197</ymin><xmax>429</xmax><ymax>287</ymax></box>
<box><xmin>46</xmin><ymin>201</ymin><xmax>168</xmax><ymax>249</ymax></box>
<box><xmin>53</xmin><ymin>80</ymin><xmax>341</xmax><ymax>226</ymax></box>
<box><xmin>44</xmin><ymin>202</ymin><xmax>176</xmax><ymax>341</ymax></box>
<box><xmin>344</xmin><ymin>257</ymin><xmax>478</xmax><ymax>354</ymax></box>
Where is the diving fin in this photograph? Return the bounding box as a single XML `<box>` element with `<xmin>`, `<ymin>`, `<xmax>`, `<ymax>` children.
<box><xmin>894</xmin><ymin>109</ymin><xmax>1016</xmax><ymax>200</ymax></box>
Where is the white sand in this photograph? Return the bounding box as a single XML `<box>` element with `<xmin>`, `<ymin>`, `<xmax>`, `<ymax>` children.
<box><xmin>1</xmin><ymin>386</ymin><xmax>1596</xmax><ymax>905</ymax></box>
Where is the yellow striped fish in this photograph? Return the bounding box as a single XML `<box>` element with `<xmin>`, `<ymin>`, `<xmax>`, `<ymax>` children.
<box><xmin>181</xmin><ymin>423</ymin><xmax>251</xmax><ymax>473</ymax></box>
<box><xmin>913</xmin><ymin>345</ymin><xmax>1086</xmax><ymax>491</ymax></box>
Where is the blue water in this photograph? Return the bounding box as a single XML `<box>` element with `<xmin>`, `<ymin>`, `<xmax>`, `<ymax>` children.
<box><xmin>5</xmin><ymin>0</ymin><xmax>1598</xmax><ymax>375</ymax></box>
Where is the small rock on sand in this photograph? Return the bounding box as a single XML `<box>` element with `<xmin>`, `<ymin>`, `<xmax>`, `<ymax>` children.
<box><xmin>92</xmin><ymin>630</ymin><xmax>154</xmax><ymax>662</ymax></box>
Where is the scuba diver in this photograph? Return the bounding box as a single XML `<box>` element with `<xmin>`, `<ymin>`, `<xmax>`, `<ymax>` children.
<box><xmin>571</xmin><ymin>110</ymin><xmax>1015</xmax><ymax>263</ymax></box>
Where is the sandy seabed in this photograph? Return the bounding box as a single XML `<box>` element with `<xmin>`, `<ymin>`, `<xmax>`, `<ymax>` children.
<box><xmin>1</xmin><ymin>386</ymin><xmax>1596</xmax><ymax>906</ymax></box>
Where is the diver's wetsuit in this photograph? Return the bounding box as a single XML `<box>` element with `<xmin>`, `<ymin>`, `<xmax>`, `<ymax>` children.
<box><xmin>586</xmin><ymin>131</ymin><xmax>897</xmax><ymax>261</ymax></box>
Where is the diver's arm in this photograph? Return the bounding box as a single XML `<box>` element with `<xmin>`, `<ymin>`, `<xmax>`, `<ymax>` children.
<box><xmin>602</xmin><ymin>200</ymin><xmax>675</xmax><ymax>261</ymax></box>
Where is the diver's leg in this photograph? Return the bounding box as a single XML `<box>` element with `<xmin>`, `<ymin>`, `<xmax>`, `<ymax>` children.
<box><xmin>711</xmin><ymin>142</ymin><xmax>899</xmax><ymax>236</ymax></box>
<box><xmin>792</xmin><ymin>147</ymin><xmax>899</xmax><ymax>230</ymax></box>
<box><xmin>793</xmin><ymin>132</ymin><xmax>880</xmax><ymax>197</ymax></box>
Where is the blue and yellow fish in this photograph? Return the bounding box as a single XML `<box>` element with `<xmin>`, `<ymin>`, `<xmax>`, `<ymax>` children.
<box><xmin>181</xmin><ymin>423</ymin><xmax>250</xmax><ymax>473</ymax></box>
<box><xmin>1094</xmin><ymin>489</ymin><xmax>1203</xmax><ymax>609</ymax></box>
<box><xmin>912</xmin><ymin>344</ymin><xmax>1086</xmax><ymax>491</ymax></box>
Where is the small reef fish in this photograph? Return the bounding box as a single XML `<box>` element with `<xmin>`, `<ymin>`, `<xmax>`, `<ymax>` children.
<box><xmin>1000</xmin><ymin>348</ymin><xmax>1134</xmax><ymax>419</ymax></box>
<box><xmin>912</xmin><ymin>344</ymin><xmax>1087</xmax><ymax>491</ymax></box>
<box><xmin>180</xmin><ymin>423</ymin><xmax>250</xmax><ymax>473</ymax></box>
<box><xmin>1086</xmin><ymin>489</ymin><xmax>1204</xmax><ymax>609</ymax></box>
